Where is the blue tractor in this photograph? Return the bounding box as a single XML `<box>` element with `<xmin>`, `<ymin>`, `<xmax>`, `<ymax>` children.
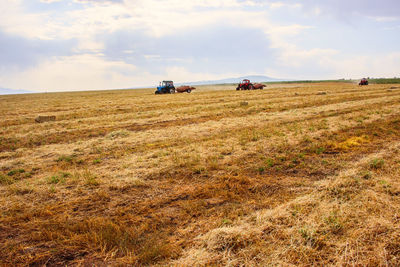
<box><xmin>155</xmin><ymin>80</ymin><xmax>176</xmax><ymax>94</ymax></box>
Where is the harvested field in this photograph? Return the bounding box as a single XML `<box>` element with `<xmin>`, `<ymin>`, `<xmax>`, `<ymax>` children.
<box><xmin>1</xmin><ymin>82</ymin><xmax>400</xmax><ymax>265</ymax></box>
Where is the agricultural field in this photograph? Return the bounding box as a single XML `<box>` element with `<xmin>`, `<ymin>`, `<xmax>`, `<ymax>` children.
<box><xmin>1</xmin><ymin>82</ymin><xmax>400</xmax><ymax>266</ymax></box>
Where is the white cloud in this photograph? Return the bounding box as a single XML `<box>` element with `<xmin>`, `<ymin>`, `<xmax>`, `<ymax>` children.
<box><xmin>165</xmin><ymin>66</ymin><xmax>238</xmax><ymax>83</ymax></box>
<box><xmin>0</xmin><ymin>0</ymin><xmax>306</xmax><ymax>40</ymax></box>
<box><xmin>328</xmin><ymin>52</ymin><xmax>400</xmax><ymax>78</ymax></box>
<box><xmin>269</xmin><ymin>1</ymin><xmax>301</xmax><ymax>9</ymax></box>
<box><xmin>0</xmin><ymin>54</ymin><xmax>137</xmax><ymax>91</ymax></box>
<box><xmin>370</xmin><ymin>16</ymin><xmax>399</xmax><ymax>22</ymax></box>
<box><xmin>0</xmin><ymin>0</ymin><xmax>48</xmax><ymax>39</ymax></box>
<box><xmin>265</xmin><ymin>51</ymin><xmax>400</xmax><ymax>80</ymax></box>
<box><xmin>298</xmin><ymin>0</ymin><xmax>400</xmax><ymax>20</ymax></box>
<box><xmin>279</xmin><ymin>48</ymin><xmax>339</xmax><ymax>68</ymax></box>
<box><xmin>40</xmin><ymin>0</ymin><xmax>62</xmax><ymax>3</ymax></box>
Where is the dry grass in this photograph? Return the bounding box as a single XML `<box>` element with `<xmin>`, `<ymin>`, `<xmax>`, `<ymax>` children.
<box><xmin>1</xmin><ymin>82</ymin><xmax>400</xmax><ymax>265</ymax></box>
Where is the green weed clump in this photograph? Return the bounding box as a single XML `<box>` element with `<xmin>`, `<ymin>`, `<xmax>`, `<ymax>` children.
<box><xmin>56</xmin><ymin>154</ymin><xmax>83</xmax><ymax>165</ymax></box>
<box><xmin>265</xmin><ymin>158</ymin><xmax>274</xmax><ymax>167</ymax></box>
<box><xmin>7</xmin><ymin>169</ymin><xmax>25</xmax><ymax>176</ymax></box>
<box><xmin>369</xmin><ymin>158</ymin><xmax>384</xmax><ymax>169</ymax></box>
<box><xmin>47</xmin><ymin>172</ymin><xmax>71</xmax><ymax>184</ymax></box>
<box><xmin>0</xmin><ymin>174</ymin><xmax>14</xmax><ymax>185</ymax></box>
<box><xmin>1</xmin><ymin>169</ymin><xmax>31</xmax><ymax>185</ymax></box>
<box><xmin>324</xmin><ymin>213</ymin><xmax>343</xmax><ymax>234</ymax></box>
<box><xmin>56</xmin><ymin>154</ymin><xmax>75</xmax><ymax>163</ymax></box>
<box><xmin>258</xmin><ymin>167</ymin><xmax>265</xmax><ymax>174</ymax></box>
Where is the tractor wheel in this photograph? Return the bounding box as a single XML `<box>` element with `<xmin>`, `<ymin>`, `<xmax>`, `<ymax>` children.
<box><xmin>187</xmin><ymin>89</ymin><xmax>191</xmax><ymax>93</ymax></box>
<box><xmin>169</xmin><ymin>88</ymin><xmax>175</xmax><ymax>94</ymax></box>
<box><xmin>155</xmin><ymin>91</ymin><xmax>159</xmax><ymax>94</ymax></box>
<box><xmin>249</xmin><ymin>85</ymin><xmax>254</xmax><ymax>90</ymax></box>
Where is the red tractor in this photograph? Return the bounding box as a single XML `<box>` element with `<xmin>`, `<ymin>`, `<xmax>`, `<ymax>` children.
<box><xmin>236</xmin><ymin>79</ymin><xmax>254</xmax><ymax>90</ymax></box>
<box><xmin>236</xmin><ymin>79</ymin><xmax>265</xmax><ymax>90</ymax></box>
<box><xmin>359</xmin><ymin>78</ymin><xmax>368</xmax><ymax>86</ymax></box>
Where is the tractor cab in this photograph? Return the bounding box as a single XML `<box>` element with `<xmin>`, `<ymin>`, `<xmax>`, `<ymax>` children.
<box><xmin>240</xmin><ymin>79</ymin><xmax>250</xmax><ymax>85</ymax></box>
<box><xmin>155</xmin><ymin>80</ymin><xmax>176</xmax><ymax>94</ymax></box>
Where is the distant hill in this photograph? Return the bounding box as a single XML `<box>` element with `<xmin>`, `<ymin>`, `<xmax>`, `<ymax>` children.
<box><xmin>0</xmin><ymin>87</ymin><xmax>33</xmax><ymax>95</ymax></box>
<box><xmin>177</xmin><ymin>75</ymin><xmax>284</xmax><ymax>86</ymax></box>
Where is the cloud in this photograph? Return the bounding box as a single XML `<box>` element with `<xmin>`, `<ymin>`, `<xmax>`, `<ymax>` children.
<box><xmin>0</xmin><ymin>54</ymin><xmax>138</xmax><ymax>91</ymax></box>
<box><xmin>40</xmin><ymin>0</ymin><xmax>62</xmax><ymax>3</ymax></box>
<box><xmin>327</xmin><ymin>52</ymin><xmax>400</xmax><ymax>78</ymax></box>
<box><xmin>0</xmin><ymin>30</ymin><xmax>76</xmax><ymax>71</ymax></box>
<box><xmin>296</xmin><ymin>0</ymin><xmax>400</xmax><ymax>20</ymax></box>
<box><xmin>74</xmin><ymin>0</ymin><xmax>123</xmax><ymax>3</ymax></box>
<box><xmin>100</xmin><ymin>24</ymin><xmax>278</xmax><ymax>76</ymax></box>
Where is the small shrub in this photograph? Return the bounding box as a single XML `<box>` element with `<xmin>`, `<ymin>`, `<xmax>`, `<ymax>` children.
<box><xmin>47</xmin><ymin>172</ymin><xmax>70</xmax><ymax>184</ymax></box>
<box><xmin>258</xmin><ymin>167</ymin><xmax>265</xmax><ymax>174</ymax></box>
<box><xmin>56</xmin><ymin>154</ymin><xmax>75</xmax><ymax>163</ymax></box>
<box><xmin>7</xmin><ymin>169</ymin><xmax>25</xmax><ymax>176</ymax></box>
<box><xmin>265</xmin><ymin>158</ymin><xmax>274</xmax><ymax>167</ymax></box>
<box><xmin>370</xmin><ymin>158</ymin><xmax>384</xmax><ymax>169</ymax></box>
<box><xmin>324</xmin><ymin>213</ymin><xmax>343</xmax><ymax>234</ymax></box>
<box><xmin>0</xmin><ymin>174</ymin><xmax>14</xmax><ymax>185</ymax></box>
<box><xmin>49</xmin><ymin>185</ymin><xmax>56</xmax><ymax>193</ymax></box>
<box><xmin>93</xmin><ymin>159</ymin><xmax>102</xmax><ymax>164</ymax></box>
<box><xmin>315</xmin><ymin>147</ymin><xmax>325</xmax><ymax>154</ymax></box>
<box><xmin>299</xmin><ymin>227</ymin><xmax>317</xmax><ymax>247</ymax></box>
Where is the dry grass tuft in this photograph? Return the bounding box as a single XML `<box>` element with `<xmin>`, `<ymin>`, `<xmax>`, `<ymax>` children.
<box><xmin>201</xmin><ymin>224</ymin><xmax>263</xmax><ymax>252</ymax></box>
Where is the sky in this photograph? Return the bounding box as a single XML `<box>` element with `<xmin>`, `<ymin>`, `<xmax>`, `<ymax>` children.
<box><xmin>0</xmin><ymin>0</ymin><xmax>399</xmax><ymax>92</ymax></box>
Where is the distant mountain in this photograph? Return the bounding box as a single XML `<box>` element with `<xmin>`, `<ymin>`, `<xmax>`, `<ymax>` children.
<box><xmin>0</xmin><ymin>87</ymin><xmax>33</xmax><ymax>95</ymax></box>
<box><xmin>177</xmin><ymin>75</ymin><xmax>284</xmax><ymax>86</ymax></box>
